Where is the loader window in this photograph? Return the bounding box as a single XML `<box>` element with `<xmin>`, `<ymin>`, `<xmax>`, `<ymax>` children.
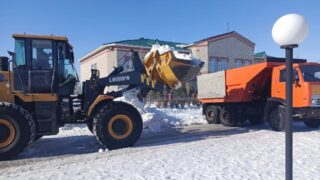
<box><xmin>32</xmin><ymin>40</ymin><xmax>53</xmax><ymax>70</ymax></box>
<box><xmin>57</xmin><ymin>42</ymin><xmax>77</xmax><ymax>84</ymax></box>
<box><xmin>14</xmin><ymin>39</ymin><xmax>26</xmax><ymax>67</ymax></box>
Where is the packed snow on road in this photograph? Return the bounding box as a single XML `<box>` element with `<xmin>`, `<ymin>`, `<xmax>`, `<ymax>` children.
<box><xmin>0</xmin><ymin>95</ymin><xmax>319</xmax><ymax>180</ymax></box>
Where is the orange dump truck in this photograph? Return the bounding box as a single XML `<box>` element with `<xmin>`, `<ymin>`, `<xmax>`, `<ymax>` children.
<box><xmin>198</xmin><ymin>57</ymin><xmax>320</xmax><ymax>131</ymax></box>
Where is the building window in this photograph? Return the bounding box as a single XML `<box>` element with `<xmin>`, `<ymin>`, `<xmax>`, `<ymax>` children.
<box><xmin>235</xmin><ymin>59</ymin><xmax>243</xmax><ymax>68</ymax></box>
<box><xmin>208</xmin><ymin>57</ymin><xmax>228</xmax><ymax>73</ymax></box>
<box><xmin>244</xmin><ymin>60</ymin><xmax>252</xmax><ymax>66</ymax></box>
<box><xmin>208</xmin><ymin>57</ymin><xmax>218</xmax><ymax>73</ymax></box>
<box><xmin>91</xmin><ymin>63</ymin><xmax>97</xmax><ymax>70</ymax></box>
<box><xmin>218</xmin><ymin>58</ymin><xmax>228</xmax><ymax>71</ymax></box>
<box><xmin>235</xmin><ymin>59</ymin><xmax>252</xmax><ymax>68</ymax></box>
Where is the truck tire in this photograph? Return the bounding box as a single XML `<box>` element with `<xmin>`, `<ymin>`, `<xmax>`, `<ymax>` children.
<box><xmin>0</xmin><ymin>102</ymin><xmax>35</xmax><ymax>160</ymax></box>
<box><xmin>304</xmin><ymin>119</ymin><xmax>320</xmax><ymax>128</ymax></box>
<box><xmin>93</xmin><ymin>101</ymin><xmax>143</xmax><ymax>150</ymax></box>
<box><xmin>269</xmin><ymin>105</ymin><xmax>286</xmax><ymax>131</ymax></box>
<box><xmin>204</xmin><ymin>105</ymin><xmax>220</xmax><ymax>124</ymax></box>
<box><xmin>219</xmin><ymin>106</ymin><xmax>237</xmax><ymax>127</ymax></box>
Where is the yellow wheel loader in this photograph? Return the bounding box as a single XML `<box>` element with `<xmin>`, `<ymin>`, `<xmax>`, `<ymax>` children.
<box><xmin>0</xmin><ymin>34</ymin><xmax>203</xmax><ymax>160</ymax></box>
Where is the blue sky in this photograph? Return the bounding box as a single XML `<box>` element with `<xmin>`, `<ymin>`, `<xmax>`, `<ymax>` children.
<box><xmin>1</xmin><ymin>0</ymin><xmax>320</xmax><ymax>70</ymax></box>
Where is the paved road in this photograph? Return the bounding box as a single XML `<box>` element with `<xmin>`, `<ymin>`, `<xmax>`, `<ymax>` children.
<box><xmin>0</xmin><ymin>124</ymin><xmax>266</xmax><ymax>169</ymax></box>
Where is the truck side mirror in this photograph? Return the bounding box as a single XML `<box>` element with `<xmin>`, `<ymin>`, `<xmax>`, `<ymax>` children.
<box><xmin>294</xmin><ymin>71</ymin><xmax>299</xmax><ymax>82</ymax></box>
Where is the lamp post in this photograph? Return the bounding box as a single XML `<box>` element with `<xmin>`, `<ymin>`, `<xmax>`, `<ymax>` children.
<box><xmin>272</xmin><ymin>13</ymin><xmax>308</xmax><ymax>180</ymax></box>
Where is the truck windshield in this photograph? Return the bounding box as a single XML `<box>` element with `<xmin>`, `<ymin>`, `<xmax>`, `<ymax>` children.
<box><xmin>301</xmin><ymin>65</ymin><xmax>320</xmax><ymax>82</ymax></box>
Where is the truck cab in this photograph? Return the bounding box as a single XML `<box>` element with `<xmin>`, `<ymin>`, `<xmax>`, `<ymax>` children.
<box><xmin>271</xmin><ymin>63</ymin><xmax>320</xmax><ymax>122</ymax></box>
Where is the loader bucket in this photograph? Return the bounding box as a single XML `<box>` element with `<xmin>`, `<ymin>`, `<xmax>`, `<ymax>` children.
<box><xmin>144</xmin><ymin>51</ymin><xmax>204</xmax><ymax>88</ymax></box>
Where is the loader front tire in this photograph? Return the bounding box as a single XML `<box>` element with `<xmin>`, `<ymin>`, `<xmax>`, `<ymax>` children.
<box><xmin>93</xmin><ymin>101</ymin><xmax>143</xmax><ymax>150</ymax></box>
<box><xmin>0</xmin><ymin>103</ymin><xmax>35</xmax><ymax>160</ymax></box>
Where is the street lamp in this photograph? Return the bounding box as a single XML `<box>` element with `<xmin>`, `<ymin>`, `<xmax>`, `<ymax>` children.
<box><xmin>272</xmin><ymin>13</ymin><xmax>308</xmax><ymax>180</ymax></box>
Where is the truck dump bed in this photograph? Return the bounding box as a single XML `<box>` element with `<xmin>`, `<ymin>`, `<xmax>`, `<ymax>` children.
<box><xmin>198</xmin><ymin>62</ymin><xmax>281</xmax><ymax>103</ymax></box>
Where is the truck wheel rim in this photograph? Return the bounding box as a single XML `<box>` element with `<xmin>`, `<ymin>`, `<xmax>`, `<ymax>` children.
<box><xmin>207</xmin><ymin>111</ymin><xmax>214</xmax><ymax>120</ymax></box>
<box><xmin>108</xmin><ymin>115</ymin><xmax>133</xmax><ymax>140</ymax></box>
<box><xmin>0</xmin><ymin>119</ymin><xmax>16</xmax><ymax>148</ymax></box>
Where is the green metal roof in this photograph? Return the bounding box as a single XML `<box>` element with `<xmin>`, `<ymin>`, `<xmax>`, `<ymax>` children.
<box><xmin>255</xmin><ymin>51</ymin><xmax>267</xmax><ymax>57</ymax></box>
<box><xmin>104</xmin><ymin>38</ymin><xmax>187</xmax><ymax>51</ymax></box>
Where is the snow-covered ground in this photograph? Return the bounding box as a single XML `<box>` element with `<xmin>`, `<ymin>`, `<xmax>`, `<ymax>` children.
<box><xmin>0</xmin><ymin>96</ymin><xmax>319</xmax><ymax>180</ymax></box>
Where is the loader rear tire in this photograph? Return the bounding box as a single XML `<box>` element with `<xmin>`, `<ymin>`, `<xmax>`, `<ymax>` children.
<box><xmin>93</xmin><ymin>101</ymin><xmax>143</xmax><ymax>150</ymax></box>
<box><xmin>204</xmin><ymin>105</ymin><xmax>220</xmax><ymax>124</ymax></box>
<box><xmin>219</xmin><ymin>106</ymin><xmax>237</xmax><ymax>127</ymax></box>
<box><xmin>0</xmin><ymin>103</ymin><xmax>35</xmax><ymax>160</ymax></box>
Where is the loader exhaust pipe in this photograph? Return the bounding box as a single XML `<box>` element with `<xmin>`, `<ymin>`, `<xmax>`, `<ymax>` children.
<box><xmin>0</xmin><ymin>56</ymin><xmax>9</xmax><ymax>71</ymax></box>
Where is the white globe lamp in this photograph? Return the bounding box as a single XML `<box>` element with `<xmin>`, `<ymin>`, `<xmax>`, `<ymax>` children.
<box><xmin>272</xmin><ymin>13</ymin><xmax>308</xmax><ymax>47</ymax></box>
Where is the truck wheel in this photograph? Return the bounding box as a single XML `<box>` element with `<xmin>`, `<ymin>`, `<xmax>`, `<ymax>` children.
<box><xmin>304</xmin><ymin>119</ymin><xmax>320</xmax><ymax>128</ymax></box>
<box><xmin>269</xmin><ymin>105</ymin><xmax>285</xmax><ymax>131</ymax></box>
<box><xmin>0</xmin><ymin>103</ymin><xmax>35</xmax><ymax>160</ymax></box>
<box><xmin>204</xmin><ymin>105</ymin><xmax>220</xmax><ymax>124</ymax></box>
<box><xmin>93</xmin><ymin>101</ymin><xmax>143</xmax><ymax>150</ymax></box>
<box><xmin>219</xmin><ymin>106</ymin><xmax>237</xmax><ymax>127</ymax></box>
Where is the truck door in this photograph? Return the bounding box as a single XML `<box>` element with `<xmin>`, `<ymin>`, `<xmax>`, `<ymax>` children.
<box><xmin>272</xmin><ymin>67</ymin><xmax>305</xmax><ymax>107</ymax></box>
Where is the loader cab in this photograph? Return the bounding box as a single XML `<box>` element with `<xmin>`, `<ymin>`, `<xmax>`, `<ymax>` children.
<box><xmin>12</xmin><ymin>34</ymin><xmax>78</xmax><ymax>95</ymax></box>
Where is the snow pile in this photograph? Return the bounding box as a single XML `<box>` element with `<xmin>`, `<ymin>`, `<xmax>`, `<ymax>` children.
<box><xmin>173</xmin><ymin>51</ymin><xmax>193</xmax><ymax>60</ymax></box>
<box><xmin>117</xmin><ymin>93</ymin><xmax>206</xmax><ymax>132</ymax></box>
<box><xmin>58</xmin><ymin>94</ymin><xmax>206</xmax><ymax>134</ymax></box>
<box><xmin>144</xmin><ymin>43</ymin><xmax>199</xmax><ymax>61</ymax></box>
<box><xmin>59</xmin><ymin>124</ymin><xmax>91</xmax><ymax>136</ymax></box>
<box><xmin>150</xmin><ymin>43</ymin><xmax>173</xmax><ymax>55</ymax></box>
